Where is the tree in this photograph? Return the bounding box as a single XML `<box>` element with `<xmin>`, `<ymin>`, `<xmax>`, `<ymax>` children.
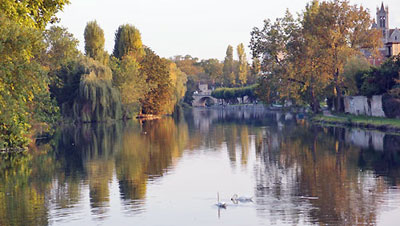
<box><xmin>246</xmin><ymin>57</ymin><xmax>261</xmax><ymax>84</ymax></box>
<box><xmin>110</xmin><ymin>55</ymin><xmax>147</xmax><ymax>117</ymax></box>
<box><xmin>84</xmin><ymin>21</ymin><xmax>108</xmax><ymax>64</ymax></box>
<box><xmin>342</xmin><ymin>55</ymin><xmax>371</xmax><ymax>95</ymax></box>
<box><xmin>42</xmin><ymin>26</ymin><xmax>80</xmax><ymax>73</ymax></box>
<box><xmin>237</xmin><ymin>43</ymin><xmax>248</xmax><ymax>86</ymax></box>
<box><xmin>0</xmin><ymin>16</ymin><xmax>48</xmax><ymax>148</ymax></box>
<box><xmin>358</xmin><ymin>55</ymin><xmax>400</xmax><ymax>97</ymax></box>
<box><xmin>250</xmin><ymin>1</ymin><xmax>381</xmax><ymax>113</ymax></box>
<box><xmin>168</xmin><ymin>61</ymin><xmax>187</xmax><ymax>112</ymax></box>
<box><xmin>200</xmin><ymin>59</ymin><xmax>223</xmax><ymax>85</ymax></box>
<box><xmin>173</xmin><ymin>55</ymin><xmax>204</xmax><ymax>76</ymax></box>
<box><xmin>302</xmin><ymin>0</ymin><xmax>381</xmax><ymax>111</ymax></box>
<box><xmin>112</xmin><ymin>24</ymin><xmax>144</xmax><ymax>60</ymax></box>
<box><xmin>223</xmin><ymin>45</ymin><xmax>234</xmax><ymax>86</ymax></box>
<box><xmin>0</xmin><ymin>0</ymin><xmax>69</xmax><ymax>30</ymax></box>
<box><xmin>139</xmin><ymin>49</ymin><xmax>173</xmax><ymax>115</ymax></box>
<box><xmin>60</xmin><ymin>57</ymin><xmax>123</xmax><ymax>122</ymax></box>
<box><xmin>0</xmin><ymin>0</ymin><xmax>69</xmax><ymax>150</ymax></box>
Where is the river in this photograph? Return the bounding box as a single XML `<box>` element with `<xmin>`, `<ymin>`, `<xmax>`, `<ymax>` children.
<box><xmin>1</xmin><ymin>108</ymin><xmax>400</xmax><ymax>225</ymax></box>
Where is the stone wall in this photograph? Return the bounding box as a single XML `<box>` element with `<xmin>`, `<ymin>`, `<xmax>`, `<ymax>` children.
<box><xmin>343</xmin><ymin>95</ymin><xmax>385</xmax><ymax>117</ymax></box>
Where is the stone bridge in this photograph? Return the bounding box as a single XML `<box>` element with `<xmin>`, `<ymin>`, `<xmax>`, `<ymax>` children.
<box><xmin>192</xmin><ymin>90</ymin><xmax>219</xmax><ymax>107</ymax></box>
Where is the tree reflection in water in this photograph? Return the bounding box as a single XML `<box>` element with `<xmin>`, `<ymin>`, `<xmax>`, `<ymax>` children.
<box><xmin>0</xmin><ymin>109</ymin><xmax>400</xmax><ymax>225</ymax></box>
<box><xmin>254</xmin><ymin>125</ymin><xmax>396</xmax><ymax>225</ymax></box>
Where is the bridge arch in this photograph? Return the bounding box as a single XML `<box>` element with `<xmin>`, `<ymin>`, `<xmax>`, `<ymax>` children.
<box><xmin>192</xmin><ymin>94</ymin><xmax>219</xmax><ymax>107</ymax></box>
<box><xmin>199</xmin><ymin>96</ymin><xmax>216</xmax><ymax>106</ymax></box>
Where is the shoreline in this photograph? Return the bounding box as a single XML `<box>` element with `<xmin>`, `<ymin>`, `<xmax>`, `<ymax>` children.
<box><xmin>312</xmin><ymin>114</ymin><xmax>400</xmax><ymax>133</ymax></box>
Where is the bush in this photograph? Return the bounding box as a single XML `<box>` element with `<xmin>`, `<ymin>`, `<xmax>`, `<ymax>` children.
<box><xmin>358</xmin><ymin>56</ymin><xmax>400</xmax><ymax>96</ymax></box>
<box><xmin>211</xmin><ymin>85</ymin><xmax>257</xmax><ymax>104</ymax></box>
<box><xmin>382</xmin><ymin>93</ymin><xmax>400</xmax><ymax>119</ymax></box>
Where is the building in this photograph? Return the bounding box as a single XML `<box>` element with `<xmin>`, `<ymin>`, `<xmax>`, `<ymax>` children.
<box><xmin>373</xmin><ymin>3</ymin><xmax>400</xmax><ymax>57</ymax></box>
<box><xmin>364</xmin><ymin>3</ymin><xmax>400</xmax><ymax>65</ymax></box>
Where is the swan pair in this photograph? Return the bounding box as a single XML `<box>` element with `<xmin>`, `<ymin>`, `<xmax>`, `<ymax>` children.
<box><xmin>216</xmin><ymin>193</ymin><xmax>253</xmax><ymax>208</ymax></box>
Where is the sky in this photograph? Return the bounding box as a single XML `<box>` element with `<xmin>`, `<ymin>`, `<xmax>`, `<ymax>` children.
<box><xmin>56</xmin><ymin>0</ymin><xmax>400</xmax><ymax>61</ymax></box>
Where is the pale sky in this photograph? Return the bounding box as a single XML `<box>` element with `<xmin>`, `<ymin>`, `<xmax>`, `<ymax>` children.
<box><xmin>56</xmin><ymin>0</ymin><xmax>400</xmax><ymax>61</ymax></box>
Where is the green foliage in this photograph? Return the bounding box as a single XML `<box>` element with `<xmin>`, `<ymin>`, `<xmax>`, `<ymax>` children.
<box><xmin>0</xmin><ymin>0</ymin><xmax>69</xmax><ymax>30</ymax></box>
<box><xmin>168</xmin><ymin>61</ymin><xmax>187</xmax><ymax>112</ymax></box>
<box><xmin>139</xmin><ymin>49</ymin><xmax>173</xmax><ymax>115</ymax></box>
<box><xmin>223</xmin><ymin>45</ymin><xmax>235</xmax><ymax>87</ymax></box>
<box><xmin>74</xmin><ymin>57</ymin><xmax>122</xmax><ymax>122</ymax></box>
<box><xmin>183</xmin><ymin>76</ymin><xmax>196</xmax><ymax>104</ymax></box>
<box><xmin>42</xmin><ymin>26</ymin><xmax>80</xmax><ymax>71</ymax></box>
<box><xmin>237</xmin><ymin>43</ymin><xmax>248</xmax><ymax>85</ymax></box>
<box><xmin>342</xmin><ymin>55</ymin><xmax>371</xmax><ymax>95</ymax></box>
<box><xmin>84</xmin><ymin>21</ymin><xmax>108</xmax><ymax>64</ymax></box>
<box><xmin>112</xmin><ymin>24</ymin><xmax>144</xmax><ymax>60</ymax></box>
<box><xmin>250</xmin><ymin>1</ymin><xmax>380</xmax><ymax>113</ymax></box>
<box><xmin>382</xmin><ymin>94</ymin><xmax>400</xmax><ymax>119</ymax></box>
<box><xmin>0</xmin><ymin>15</ymin><xmax>52</xmax><ymax>149</ymax></box>
<box><xmin>50</xmin><ymin>56</ymin><xmax>122</xmax><ymax>122</ymax></box>
<box><xmin>0</xmin><ymin>0</ymin><xmax>68</xmax><ymax>150</ymax></box>
<box><xmin>357</xmin><ymin>56</ymin><xmax>400</xmax><ymax>97</ymax></box>
<box><xmin>199</xmin><ymin>58</ymin><xmax>223</xmax><ymax>85</ymax></box>
<box><xmin>110</xmin><ymin>55</ymin><xmax>147</xmax><ymax>118</ymax></box>
<box><xmin>211</xmin><ymin>85</ymin><xmax>257</xmax><ymax>104</ymax></box>
<box><xmin>248</xmin><ymin>58</ymin><xmax>261</xmax><ymax>84</ymax></box>
<box><xmin>42</xmin><ymin>25</ymin><xmax>81</xmax><ymax>104</ymax></box>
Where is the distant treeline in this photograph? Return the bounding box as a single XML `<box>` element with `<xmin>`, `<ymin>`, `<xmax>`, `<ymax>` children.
<box><xmin>171</xmin><ymin>46</ymin><xmax>260</xmax><ymax>105</ymax></box>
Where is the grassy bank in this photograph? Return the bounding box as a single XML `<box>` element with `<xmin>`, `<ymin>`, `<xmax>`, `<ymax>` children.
<box><xmin>312</xmin><ymin>114</ymin><xmax>400</xmax><ymax>132</ymax></box>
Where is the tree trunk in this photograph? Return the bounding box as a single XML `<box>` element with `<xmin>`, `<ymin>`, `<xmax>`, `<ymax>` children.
<box><xmin>334</xmin><ymin>68</ymin><xmax>343</xmax><ymax>112</ymax></box>
<box><xmin>310</xmin><ymin>87</ymin><xmax>320</xmax><ymax>114</ymax></box>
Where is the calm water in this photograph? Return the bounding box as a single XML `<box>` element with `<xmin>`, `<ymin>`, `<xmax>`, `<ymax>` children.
<box><xmin>1</xmin><ymin>108</ymin><xmax>400</xmax><ymax>225</ymax></box>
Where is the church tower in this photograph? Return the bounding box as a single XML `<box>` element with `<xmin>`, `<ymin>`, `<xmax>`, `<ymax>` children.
<box><xmin>376</xmin><ymin>2</ymin><xmax>389</xmax><ymax>42</ymax></box>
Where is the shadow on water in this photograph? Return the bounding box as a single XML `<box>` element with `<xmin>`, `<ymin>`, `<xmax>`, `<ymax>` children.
<box><xmin>0</xmin><ymin>108</ymin><xmax>400</xmax><ymax>225</ymax></box>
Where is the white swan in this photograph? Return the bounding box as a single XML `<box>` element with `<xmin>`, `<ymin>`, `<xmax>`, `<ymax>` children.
<box><xmin>216</xmin><ymin>192</ymin><xmax>227</xmax><ymax>208</ymax></box>
<box><xmin>231</xmin><ymin>194</ymin><xmax>253</xmax><ymax>204</ymax></box>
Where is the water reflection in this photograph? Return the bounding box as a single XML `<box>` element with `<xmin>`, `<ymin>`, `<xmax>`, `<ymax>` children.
<box><xmin>0</xmin><ymin>108</ymin><xmax>400</xmax><ymax>225</ymax></box>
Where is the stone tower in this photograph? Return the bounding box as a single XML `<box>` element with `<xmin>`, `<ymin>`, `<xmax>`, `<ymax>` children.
<box><xmin>376</xmin><ymin>2</ymin><xmax>389</xmax><ymax>42</ymax></box>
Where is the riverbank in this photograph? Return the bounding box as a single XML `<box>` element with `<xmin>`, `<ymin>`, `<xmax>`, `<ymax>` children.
<box><xmin>312</xmin><ymin>114</ymin><xmax>400</xmax><ymax>133</ymax></box>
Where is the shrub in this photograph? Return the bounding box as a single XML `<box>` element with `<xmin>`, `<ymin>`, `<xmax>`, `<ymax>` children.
<box><xmin>382</xmin><ymin>93</ymin><xmax>400</xmax><ymax>119</ymax></box>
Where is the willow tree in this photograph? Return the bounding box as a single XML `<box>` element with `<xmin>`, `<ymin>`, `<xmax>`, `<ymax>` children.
<box><xmin>168</xmin><ymin>61</ymin><xmax>187</xmax><ymax>113</ymax></box>
<box><xmin>72</xmin><ymin>57</ymin><xmax>122</xmax><ymax>122</ymax></box>
<box><xmin>237</xmin><ymin>43</ymin><xmax>248</xmax><ymax>86</ymax></box>
<box><xmin>112</xmin><ymin>24</ymin><xmax>144</xmax><ymax>60</ymax></box>
<box><xmin>84</xmin><ymin>21</ymin><xmax>108</xmax><ymax>64</ymax></box>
